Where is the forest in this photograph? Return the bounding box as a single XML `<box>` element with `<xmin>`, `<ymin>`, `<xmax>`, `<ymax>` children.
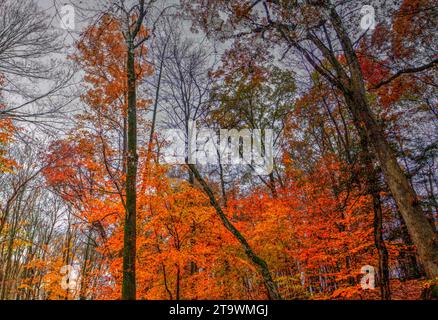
<box><xmin>0</xmin><ymin>0</ymin><xmax>437</xmax><ymax>301</ymax></box>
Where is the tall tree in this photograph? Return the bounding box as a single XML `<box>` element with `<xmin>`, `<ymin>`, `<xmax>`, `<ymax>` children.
<box><xmin>184</xmin><ymin>0</ymin><xmax>438</xmax><ymax>296</ymax></box>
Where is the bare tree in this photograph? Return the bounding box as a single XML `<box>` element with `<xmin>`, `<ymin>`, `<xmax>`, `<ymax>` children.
<box><xmin>158</xmin><ymin>23</ymin><xmax>213</xmax><ymax>182</ymax></box>
<box><xmin>0</xmin><ymin>0</ymin><xmax>76</xmax><ymax>125</ymax></box>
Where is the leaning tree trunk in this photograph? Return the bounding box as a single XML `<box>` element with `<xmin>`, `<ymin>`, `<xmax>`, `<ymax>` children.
<box><xmin>350</xmin><ymin>93</ymin><xmax>438</xmax><ymax>298</ymax></box>
<box><xmin>188</xmin><ymin>164</ymin><xmax>282</xmax><ymax>300</ymax></box>
<box><xmin>122</xmin><ymin>40</ymin><xmax>138</xmax><ymax>300</ymax></box>
<box><xmin>323</xmin><ymin>7</ymin><xmax>438</xmax><ymax>294</ymax></box>
<box><xmin>345</xmin><ymin>83</ymin><xmax>438</xmax><ymax>282</ymax></box>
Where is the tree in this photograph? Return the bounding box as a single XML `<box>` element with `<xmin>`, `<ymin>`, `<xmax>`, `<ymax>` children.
<box><xmin>0</xmin><ymin>0</ymin><xmax>73</xmax><ymax>125</ymax></box>
<box><xmin>184</xmin><ymin>0</ymin><xmax>438</xmax><ymax>296</ymax></box>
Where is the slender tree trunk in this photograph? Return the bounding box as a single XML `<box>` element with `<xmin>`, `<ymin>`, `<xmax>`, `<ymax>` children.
<box><xmin>372</xmin><ymin>188</ymin><xmax>391</xmax><ymax>299</ymax></box>
<box><xmin>122</xmin><ymin>41</ymin><xmax>138</xmax><ymax>300</ymax></box>
<box><xmin>356</xmin><ymin>115</ymin><xmax>391</xmax><ymax>299</ymax></box>
<box><xmin>188</xmin><ymin>164</ymin><xmax>282</xmax><ymax>300</ymax></box>
<box><xmin>268</xmin><ymin>172</ymin><xmax>278</xmax><ymax>199</ymax></box>
<box><xmin>146</xmin><ymin>39</ymin><xmax>167</xmax><ymax>166</ymax></box>
<box><xmin>79</xmin><ymin>227</ymin><xmax>92</xmax><ymax>300</ymax></box>
<box><xmin>162</xmin><ymin>263</ymin><xmax>173</xmax><ymax>300</ymax></box>
<box><xmin>175</xmin><ymin>264</ymin><xmax>181</xmax><ymax>300</ymax></box>
<box><xmin>63</xmin><ymin>224</ymin><xmax>72</xmax><ymax>300</ymax></box>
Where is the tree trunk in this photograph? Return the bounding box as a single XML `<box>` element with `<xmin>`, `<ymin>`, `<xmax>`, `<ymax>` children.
<box><xmin>346</xmin><ymin>92</ymin><xmax>438</xmax><ymax>282</ymax></box>
<box><xmin>122</xmin><ymin>42</ymin><xmax>138</xmax><ymax>300</ymax></box>
<box><xmin>356</xmin><ymin>111</ymin><xmax>391</xmax><ymax>299</ymax></box>
<box><xmin>372</xmin><ymin>188</ymin><xmax>391</xmax><ymax>299</ymax></box>
<box><xmin>176</xmin><ymin>264</ymin><xmax>181</xmax><ymax>300</ymax></box>
<box><xmin>321</xmin><ymin>7</ymin><xmax>438</xmax><ymax>293</ymax></box>
<box><xmin>79</xmin><ymin>227</ymin><xmax>92</xmax><ymax>300</ymax></box>
<box><xmin>188</xmin><ymin>164</ymin><xmax>282</xmax><ymax>300</ymax></box>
